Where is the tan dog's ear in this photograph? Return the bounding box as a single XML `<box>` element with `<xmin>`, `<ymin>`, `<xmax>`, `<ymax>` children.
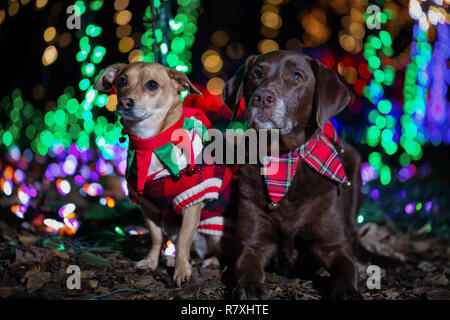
<box><xmin>310</xmin><ymin>58</ymin><xmax>351</xmax><ymax>129</ymax></box>
<box><xmin>94</xmin><ymin>64</ymin><xmax>126</xmax><ymax>91</ymax></box>
<box><xmin>222</xmin><ymin>55</ymin><xmax>256</xmax><ymax>120</ymax></box>
<box><xmin>167</xmin><ymin>69</ymin><xmax>202</xmax><ymax>96</ymax></box>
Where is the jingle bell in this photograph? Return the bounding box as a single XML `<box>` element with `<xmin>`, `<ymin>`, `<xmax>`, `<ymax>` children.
<box><xmin>268</xmin><ymin>201</ymin><xmax>280</xmax><ymax>210</ymax></box>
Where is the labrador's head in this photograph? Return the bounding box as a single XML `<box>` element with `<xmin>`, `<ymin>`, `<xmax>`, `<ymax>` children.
<box><xmin>223</xmin><ymin>50</ymin><xmax>351</xmax><ymax>146</ymax></box>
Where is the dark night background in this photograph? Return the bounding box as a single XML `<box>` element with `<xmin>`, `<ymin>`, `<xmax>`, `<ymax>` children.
<box><xmin>1</xmin><ymin>0</ymin><xmax>448</xmax><ymax>199</ymax></box>
<box><xmin>0</xmin><ymin>0</ymin><xmax>409</xmax><ymax>105</ymax></box>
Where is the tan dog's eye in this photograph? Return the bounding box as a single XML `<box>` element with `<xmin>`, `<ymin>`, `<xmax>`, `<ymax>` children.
<box><xmin>117</xmin><ymin>77</ymin><xmax>128</xmax><ymax>88</ymax></box>
<box><xmin>252</xmin><ymin>69</ymin><xmax>262</xmax><ymax>79</ymax></box>
<box><xmin>293</xmin><ymin>72</ymin><xmax>302</xmax><ymax>81</ymax></box>
<box><xmin>146</xmin><ymin>80</ymin><xmax>159</xmax><ymax>91</ymax></box>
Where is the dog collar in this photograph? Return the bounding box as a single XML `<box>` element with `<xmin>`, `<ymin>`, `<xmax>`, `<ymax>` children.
<box><xmin>262</xmin><ymin>120</ymin><xmax>350</xmax><ymax>210</ymax></box>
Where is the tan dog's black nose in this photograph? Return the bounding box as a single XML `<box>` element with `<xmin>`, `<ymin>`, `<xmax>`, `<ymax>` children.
<box><xmin>253</xmin><ymin>90</ymin><xmax>276</xmax><ymax>110</ymax></box>
<box><xmin>118</xmin><ymin>97</ymin><xmax>134</xmax><ymax>110</ymax></box>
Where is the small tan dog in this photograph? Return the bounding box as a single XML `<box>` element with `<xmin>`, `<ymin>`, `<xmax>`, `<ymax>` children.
<box><xmin>94</xmin><ymin>62</ymin><xmax>234</xmax><ymax>286</ymax></box>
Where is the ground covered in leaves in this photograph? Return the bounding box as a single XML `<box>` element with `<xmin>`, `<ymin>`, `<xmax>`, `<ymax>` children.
<box><xmin>0</xmin><ymin>219</ymin><xmax>449</xmax><ymax>300</ymax></box>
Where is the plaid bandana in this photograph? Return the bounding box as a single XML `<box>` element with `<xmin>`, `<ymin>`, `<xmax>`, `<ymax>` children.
<box><xmin>262</xmin><ymin>120</ymin><xmax>348</xmax><ymax>206</ymax></box>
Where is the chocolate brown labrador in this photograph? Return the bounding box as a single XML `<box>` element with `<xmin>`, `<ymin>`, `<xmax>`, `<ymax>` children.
<box><xmin>223</xmin><ymin>50</ymin><xmax>399</xmax><ymax>300</ymax></box>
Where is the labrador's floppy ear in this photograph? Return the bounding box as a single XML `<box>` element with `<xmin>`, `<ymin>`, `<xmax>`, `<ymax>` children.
<box><xmin>94</xmin><ymin>64</ymin><xmax>126</xmax><ymax>91</ymax></box>
<box><xmin>310</xmin><ymin>58</ymin><xmax>351</xmax><ymax>129</ymax></box>
<box><xmin>167</xmin><ymin>69</ymin><xmax>202</xmax><ymax>96</ymax></box>
<box><xmin>223</xmin><ymin>55</ymin><xmax>256</xmax><ymax>120</ymax></box>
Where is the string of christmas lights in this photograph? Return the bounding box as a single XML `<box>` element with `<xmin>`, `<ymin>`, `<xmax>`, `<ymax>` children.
<box><xmin>427</xmin><ymin>23</ymin><xmax>449</xmax><ymax>146</ymax></box>
<box><xmin>0</xmin><ymin>0</ymin><xmax>201</xmax><ymax>236</ymax></box>
<box><xmin>361</xmin><ymin>0</ymin><xmax>396</xmax><ymax>186</ymax></box>
<box><xmin>139</xmin><ymin>0</ymin><xmax>201</xmax><ymax>73</ymax></box>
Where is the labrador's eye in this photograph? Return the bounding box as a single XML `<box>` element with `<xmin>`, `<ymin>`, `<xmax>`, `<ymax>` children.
<box><xmin>253</xmin><ymin>69</ymin><xmax>262</xmax><ymax>79</ymax></box>
<box><xmin>117</xmin><ymin>77</ymin><xmax>128</xmax><ymax>88</ymax></box>
<box><xmin>146</xmin><ymin>80</ymin><xmax>159</xmax><ymax>91</ymax></box>
<box><xmin>293</xmin><ymin>72</ymin><xmax>302</xmax><ymax>81</ymax></box>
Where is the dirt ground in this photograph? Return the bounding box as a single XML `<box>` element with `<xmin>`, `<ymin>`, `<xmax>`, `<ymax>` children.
<box><xmin>0</xmin><ymin>220</ymin><xmax>449</xmax><ymax>300</ymax></box>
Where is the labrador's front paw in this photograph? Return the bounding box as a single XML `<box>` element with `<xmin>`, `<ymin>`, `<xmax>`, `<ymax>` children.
<box><xmin>329</xmin><ymin>285</ymin><xmax>363</xmax><ymax>300</ymax></box>
<box><xmin>232</xmin><ymin>281</ymin><xmax>265</xmax><ymax>300</ymax></box>
<box><xmin>174</xmin><ymin>258</ymin><xmax>192</xmax><ymax>287</ymax></box>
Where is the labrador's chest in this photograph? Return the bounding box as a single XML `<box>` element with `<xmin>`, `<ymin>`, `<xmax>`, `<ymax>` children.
<box><xmin>264</xmin><ymin>162</ymin><xmax>339</xmax><ymax>226</ymax></box>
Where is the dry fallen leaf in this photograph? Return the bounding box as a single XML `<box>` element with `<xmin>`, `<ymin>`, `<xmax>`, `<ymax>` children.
<box><xmin>79</xmin><ymin>253</ymin><xmax>110</xmax><ymax>266</ymax></box>
<box><xmin>133</xmin><ymin>278</ymin><xmax>154</xmax><ymax>289</ymax></box>
<box><xmin>426</xmin><ymin>289</ymin><xmax>450</xmax><ymax>300</ymax></box>
<box><xmin>418</xmin><ymin>261</ymin><xmax>437</xmax><ymax>273</ymax></box>
<box><xmin>18</xmin><ymin>235</ymin><xmax>36</xmax><ymax>245</ymax></box>
<box><xmin>0</xmin><ymin>288</ymin><xmax>13</xmax><ymax>298</ymax></box>
<box><xmin>7</xmin><ymin>246</ymin><xmax>53</xmax><ymax>279</ymax></box>
<box><xmin>285</xmin><ymin>278</ymin><xmax>300</xmax><ymax>287</ymax></box>
<box><xmin>26</xmin><ymin>272</ymin><xmax>51</xmax><ymax>293</ymax></box>
<box><xmin>412</xmin><ymin>240</ymin><xmax>433</xmax><ymax>254</ymax></box>
<box><xmin>359</xmin><ymin>223</ymin><xmax>404</xmax><ymax>260</ymax></box>
<box><xmin>383</xmin><ymin>288</ymin><xmax>401</xmax><ymax>299</ymax></box>
<box><xmin>81</xmin><ymin>270</ymin><xmax>96</xmax><ymax>279</ymax></box>
<box><xmin>412</xmin><ymin>287</ymin><xmax>427</xmax><ymax>296</ymax></box>
<box><xmin>21</xmin><ymin>265</ymin><xmax>40</xmax><ymax>284</ymax></box>
<box><xmin>426</xmin><ymin>273</ymin><xmax>449</xmax><ymax>286</ymax></box>
<box><xmin>54</xmin><ymin>250</ymin><xmax>70</xmax><ymax>260</ymax></box>
<box><xmin>12</xmin><ymin>246</ymin><xmax>53</xmax><ymax>264</ymax></box>
<box><xmin>142</xmin><ymin>291</ymin><xmax>160</xmax><ymax>299</ymax></box>
<box><xmin>94</xmin><ymin>286</ymin><xmax>109</xmax><ymax>295</ymax></box>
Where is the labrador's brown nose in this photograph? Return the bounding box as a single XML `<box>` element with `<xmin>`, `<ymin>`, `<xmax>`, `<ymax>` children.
<box><xmin>118</xmin><ymin>97</ymin><xmax>134</xmax><ymax>110</ymax></box>
<box><xmin>253</xmin><ymin>89</ymin><xmax>276</xmax><ymax>110</ymax></box>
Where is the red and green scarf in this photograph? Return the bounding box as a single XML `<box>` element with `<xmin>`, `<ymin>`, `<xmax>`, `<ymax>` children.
<box><xmin>126</xmin><ymin>108</ymin><xmax>211</xmax><ymax>197</ymax></box>
<box><xmin>262</xmin><ymin>121</ymin><xmax>348</xmax><ymax>208</ymax></box>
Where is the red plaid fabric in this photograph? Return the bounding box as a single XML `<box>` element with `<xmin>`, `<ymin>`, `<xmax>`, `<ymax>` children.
<box><xmin>262</xmin><ymin>120</ymin><xmax>348</xmax><ymax>203</ymax></box>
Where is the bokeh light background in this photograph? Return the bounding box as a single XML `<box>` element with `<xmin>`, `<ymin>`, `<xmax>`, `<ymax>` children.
<box><xmin>0</xmin><ymin>0</ymin><xmax>448</xmax><ymax>240</ymax></box>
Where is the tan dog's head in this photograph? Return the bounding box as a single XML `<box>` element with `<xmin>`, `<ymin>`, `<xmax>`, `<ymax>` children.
<box><xmin>94</xmin><ymin>62</ymin><xmax>201</xmax><ymax>138</ymax></box>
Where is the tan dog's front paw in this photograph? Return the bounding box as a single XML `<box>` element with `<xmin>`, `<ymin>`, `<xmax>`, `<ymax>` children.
<box><xmin>173</xmin><ymin>259</ymin><xmax>192</xmax><ymax>287</ymax></box>
<box><xmin>136</xmin><ymin>258</ymin><xmax>158</xmax><ymax>270</ymax></box>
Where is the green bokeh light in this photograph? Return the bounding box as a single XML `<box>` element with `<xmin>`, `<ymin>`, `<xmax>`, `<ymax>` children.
<box><xmin>377</xmin><ymin>99</ymin><xmax>392</xmax><ymax>114</ymax></box>
<box><xmin>380</xmin><ymin>165</ymin><xmax>391</xmax><ymax>185</ymax></box>
<box><xmin>2</xmin><ymin>131</ymin><xmax>13</xmax><ymax>146</ymax></box>
<box><xmin>368</xmin><ymin>152</ymin><xmax>382</xmax><ymax>169</ymax></box>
